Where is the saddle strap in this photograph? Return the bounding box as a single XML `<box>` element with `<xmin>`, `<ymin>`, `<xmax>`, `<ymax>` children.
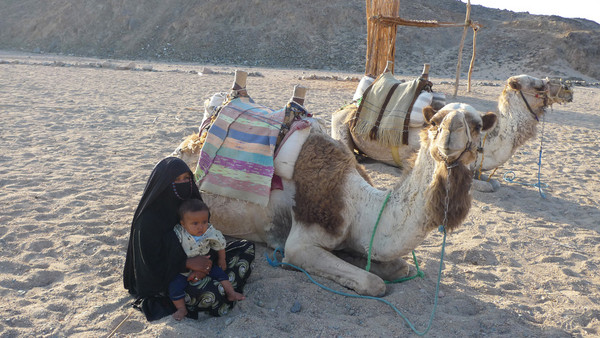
<box><xmin>369</xmin><ymin>82</ymin><xmax>400</xmax><ymax>140</ymax></box>
<box><xmin>351</xmin><ymin>84</ymin><xmax>372</xmax><ymax>131</ymax></box>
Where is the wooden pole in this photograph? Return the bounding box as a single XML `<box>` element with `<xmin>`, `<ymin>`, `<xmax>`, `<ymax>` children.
<box><xmin>365</xmin><ymin>0</ymin><xmax>400</xmax><ymax>77</ymax></box>
<box><xmin>453</xmin><ymin>0</ymin><xmax>471</xmax><ymax>97</ymax></box>
<box><xmin>467</xmin><ymin>25</ymin><xmax>478</xmax><ymax>92</ymax></box>
<box><xmin>365</xmin><ymin>0</ymin><xmax>373</xmax><ymax>75</ymax></box>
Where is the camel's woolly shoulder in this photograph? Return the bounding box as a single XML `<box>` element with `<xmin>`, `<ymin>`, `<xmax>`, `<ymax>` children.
<box><xmin>340</xmin><ymin>104</ymin><xmax>358</xmax><ymax>126</ymax></box>
<box><xmin>292</xmin><ymin>132</ymin><xmax>360</xmax><ymax>235</ymax></box>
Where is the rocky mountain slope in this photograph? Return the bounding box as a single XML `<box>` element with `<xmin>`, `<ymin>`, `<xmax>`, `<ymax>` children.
<box><xmin>1</xmin><ymin>0</ymin><xmax>598</xmax><ymax>80</ymax></box>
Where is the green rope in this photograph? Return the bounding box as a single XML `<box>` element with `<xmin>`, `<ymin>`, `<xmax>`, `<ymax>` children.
<box><xmin>265</xmin><ymin>225</ymin><xmax>448</xmax><ymax>336</ymax></box>
<box><xmin>365</xmin><ymin>191</ymin><xmax>425</xmax><ymax>283</ymax></box>
<box><xmin>385</xmin><ymin>251</ymin><xmax>426</xmax><ymax>283</ymax></box>
<box><xmin>365</xmin><ymin>191</ymin><xmax>391</xmax><ymax>272</ymax></box>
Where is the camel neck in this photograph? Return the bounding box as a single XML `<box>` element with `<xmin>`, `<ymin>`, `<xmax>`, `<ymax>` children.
<box><xmin>519</xmin><ymin>90</ymin><xmax>540</xmax><ymax>122</ymax></box>
<box><xmin>373</xmin><ymin>144</ymin><xmax>438</xmax><ymax>253</ymax></box>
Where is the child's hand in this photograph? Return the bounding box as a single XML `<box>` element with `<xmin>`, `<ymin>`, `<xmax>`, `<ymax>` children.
<box><xmin>219</xmin><ymin>259</ymin><xmax>227</xmax><ymax>271</ymax></box>
<box><xmin>187</xmin><ymin>270</ymin><xmax>207</xmax><ymax>282</ymax></box>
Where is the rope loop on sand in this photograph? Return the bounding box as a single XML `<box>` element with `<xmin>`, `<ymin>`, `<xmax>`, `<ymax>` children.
<box><xmin>265</xmin><ymin>226</ymin><xmax>447</xmax><ymax>336</ymax></box>
<box><xmin>502</xmin><ymin>115</ymin><xmax>548</xmax><ymax>198</ymax></box>
<box><xmin>503</xmin><ymin>170</ymin><xmax>548</xmax><ymax>197</ymax></box>
<box><xmin>265</xmin><ymin>166</ymin><xmax>458</xmax><ymax>334</ymax></box>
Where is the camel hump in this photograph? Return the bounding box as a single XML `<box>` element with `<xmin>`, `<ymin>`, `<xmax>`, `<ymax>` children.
<box><xmin>292</xmin><ymin>132</ymin><xmax>358</xmax><ymax>235</ymax></box>
<box><xmin>273</xmin><ymin>120</ymin><xmax>312</xmax><ymax>180</ymax></box>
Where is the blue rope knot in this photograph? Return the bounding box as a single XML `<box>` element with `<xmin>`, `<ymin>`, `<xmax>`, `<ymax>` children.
<box><xmin>438</xmin><ymin>225</ymin><xmax>446</xmax><ymax>233</ymax></box>
<box><xmin>503</xmin><ymin>170</ymin><xmax>548</xmax><ymax>198</ymax></box>
<box><xmin>503</xmin><ymin>170</ymin><xmax>516</xmax><ymax>183</ymax></box>
<box><xmin>265</xmin><ymin>247</ymin><xmax>285</xmax><ymax>267</ymax></box>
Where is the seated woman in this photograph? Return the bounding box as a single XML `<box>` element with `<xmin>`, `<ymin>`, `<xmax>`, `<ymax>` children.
<box><xmin>123</xmin><ymin>157</ymin><xmax>254</xmax><ymax>321</ymax></box>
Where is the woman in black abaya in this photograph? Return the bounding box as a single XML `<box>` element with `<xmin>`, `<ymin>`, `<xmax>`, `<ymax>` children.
<box><xmin>123</xmin><ymin>157</ymin><xmax>254</xmax><ymax>321</ymax></box>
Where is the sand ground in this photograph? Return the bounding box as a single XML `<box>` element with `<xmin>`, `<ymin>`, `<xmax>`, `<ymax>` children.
<box><xmin>1</xmin><ymin>51</ymin><xmax>599</xmax><ymax>337</ymax></box>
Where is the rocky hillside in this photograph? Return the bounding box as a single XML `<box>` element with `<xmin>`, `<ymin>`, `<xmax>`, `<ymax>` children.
<box><xmin>1</xmin><ymin>0</ymin><xmax>598</xmax><ymax>80</ymax></box>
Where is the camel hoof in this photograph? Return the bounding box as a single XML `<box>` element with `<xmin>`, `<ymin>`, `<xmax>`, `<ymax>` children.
<box><xmin>490</xmin><ymin>179</ymin><xmax>501</xmax><ymax>191</ymax></box>
<box><xmin>473</xmin><ymin>180</ymin><xmax>493</xmax><ymax>192</ymax></box>
<box><xmin>361</xmin><ymin>275</ymin><xmax>386</xmax><ymax>297</ymax></box>
<box><xmin>390</xmin><ymin>264</ymin><xmax>411</xmax><ymax>281</ymax></box>
<box><xmin>473</xmin><ymin>174</ymin><xmax>501</xmax><ymax>192</ymax></box>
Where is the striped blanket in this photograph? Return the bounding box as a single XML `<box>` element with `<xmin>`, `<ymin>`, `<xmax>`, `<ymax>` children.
<box><xmin>195</xmin><ymin>96</ymin><xmax>284</xmax><ymax>206</ymax></box>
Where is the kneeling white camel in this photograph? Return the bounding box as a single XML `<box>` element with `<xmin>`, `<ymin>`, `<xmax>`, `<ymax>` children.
<box><xmin>470</xmin><ymin>74</ymin><xmax>572</xmax><ymax>190</ymax></box>
<box><xmin>186</xmin><ymin>96</ymin><xmax>496</xmax><ymax>296</ymax></box>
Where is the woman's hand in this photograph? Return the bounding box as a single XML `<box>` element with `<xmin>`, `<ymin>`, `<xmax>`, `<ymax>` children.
<box><xmin>186</xmin><ymin>255</ymin><xmax>212</xmax><ymax>275</ymax></box>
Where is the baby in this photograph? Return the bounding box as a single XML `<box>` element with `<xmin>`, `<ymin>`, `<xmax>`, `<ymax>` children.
<box><xmin>168</xmin><ymin>199</ymin><xmax>245</xmax><ymax>320</ymax></box>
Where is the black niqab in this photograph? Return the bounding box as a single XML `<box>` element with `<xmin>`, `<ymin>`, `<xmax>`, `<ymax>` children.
<box><xmin>123</xmin><ymin>157</ymin><xmax>201</xmax><ymax>298</ymax></box>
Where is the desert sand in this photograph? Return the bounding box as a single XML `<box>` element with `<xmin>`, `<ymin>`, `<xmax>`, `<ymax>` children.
<box><xmin>1</xmin><ymin>50</ymin><xmax>599</xmax><ymax>337</ymax></box>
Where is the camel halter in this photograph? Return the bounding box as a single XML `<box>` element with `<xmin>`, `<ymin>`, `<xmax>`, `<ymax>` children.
<box><xmin>514</xmin><ymin>79</ymin><xmax>572</xmax><ymax>122</ymax></box>
<box><xmin>518</xmin><ymin>89</ymin><xmax>541</xmax><ymax>122</ymax></box>
<box><xmin>546</xmin><ymin>79</ymin><xmax>574</xmax><ymax>105</ymax></box>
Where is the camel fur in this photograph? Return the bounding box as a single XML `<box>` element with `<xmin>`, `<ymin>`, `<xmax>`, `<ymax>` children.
<box><xmin>186</xmin><ymin>102</ymin><xmax>496</xmax><ymax>296</ymax></box>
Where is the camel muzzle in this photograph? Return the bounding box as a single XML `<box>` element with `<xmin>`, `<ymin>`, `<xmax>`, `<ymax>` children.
<box><xmin>546</xmin><ymin>78</ymin><xmax>574</xmax><ymax>104</ymax></box>
<box><xmin>433</xmin><ymin>111</ymin><xmax>474</xmax><ymax>167</ymax></box>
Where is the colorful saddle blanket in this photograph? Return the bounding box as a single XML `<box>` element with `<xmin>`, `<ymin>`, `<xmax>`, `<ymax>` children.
<box><xmin>353</xmin><ymin>72</ymin><xmax>432</xmax><ymax>146</ymax></box>
<box><xmin>195</xmin><ymin>96</ymin><xmax>285</xmax><ymax>206</ymax></box>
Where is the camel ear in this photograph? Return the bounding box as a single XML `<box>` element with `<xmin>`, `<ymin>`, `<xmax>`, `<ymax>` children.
<box><xmin>481</xmin><ymin>112</ymin><xmax>497</xmax><ymax>131</ymax></box>
<box><xmin>423</xmin><ymin>105</ymin><xmax>437</xmax><ymax>124</ymax></box>
<box><xmin>508</xmin><ymin>79</ymin><xmax>521</xmax><ymax>90</ymax></box>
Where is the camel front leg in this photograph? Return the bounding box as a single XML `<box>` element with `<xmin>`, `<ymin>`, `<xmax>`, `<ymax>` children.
<box><xmin>336</xmin><ymin>251</ymin><xmax>411</xmax><ymax>281</ymax></box>
<box><xmin>283</xmin><ymin>225</ymin><xmax>386</xmax><ymax>297</ymax></box>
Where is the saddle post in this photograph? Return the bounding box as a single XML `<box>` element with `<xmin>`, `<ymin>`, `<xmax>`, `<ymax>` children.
<box><xmin>231</xmin><ymin>70</ymin><xmax>248</xmax><ymax>97</ymax></box>
<box><xmin>421</xmin><ymin>63</ymin><xmax>430</xmax><ymax>81</ymax></box>
<box><xmin>291</xmin><ymin>85</ymin><xmax>307</xmax><ymax>106</ymax></box>
<box><xmin>383</xmin><ymin>60</ymin><xmax>394</xmax><ymax>74</ymax></box>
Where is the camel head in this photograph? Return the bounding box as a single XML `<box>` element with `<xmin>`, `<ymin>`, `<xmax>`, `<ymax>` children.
<box><xmin>423</xmin><ymin>103</ymin><xmax>497</xmax><ymax>167</ymax></box>
<box><xmin>419</xmin><ymin>103</ymin><xmax>496</xmax><ymax>232</ymax></box>
<box><xmin>503</xmin><ymin>74</ymin><xmax>573</xmax><ymax>119</ymax></box>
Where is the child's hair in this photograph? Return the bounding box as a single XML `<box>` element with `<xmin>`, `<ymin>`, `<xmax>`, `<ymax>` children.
<box><xmin>178</xmin><ymin>199</ymin><xmax>210</xmax><ymax>220</ymax></box>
